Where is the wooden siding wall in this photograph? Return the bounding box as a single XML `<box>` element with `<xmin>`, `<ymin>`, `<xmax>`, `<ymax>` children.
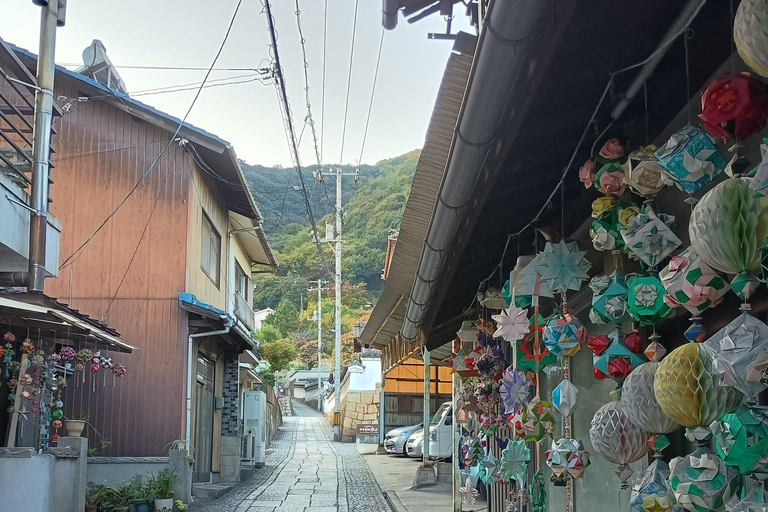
<box><xmin>186</xmin><ymin>163</ymin><xmax>230</xmax><ymax>311</ymax></box>
<box><xmin>45</xmin><ymin>79</ymin><xmax>191</xmax><ymax>456</ymax></box>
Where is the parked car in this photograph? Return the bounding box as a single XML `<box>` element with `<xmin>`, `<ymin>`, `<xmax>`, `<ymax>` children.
<box><xmin>427</xmin><ymin>402</ymin><xmax>453</xmax><ymax>460</ymax></box>
<box><xmin>406</xmin><ymin>428</ymin><xmax>423</xmax><ymax>457</ymax></box>
<box><xmin>384</xmin><ymin>422</ymin><xmax>423</xmax><ymax>456</ymax></box>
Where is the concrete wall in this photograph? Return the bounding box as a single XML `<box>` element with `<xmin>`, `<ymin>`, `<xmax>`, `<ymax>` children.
<box><xmin>348</xmin><ymin>358</ymin><xmax>382</xmax><ymax>391</ymax></box>
<box><xmin>0</xmin><ymin>437</ymin><xmax>86</xmax><ymax>512</ymax></box>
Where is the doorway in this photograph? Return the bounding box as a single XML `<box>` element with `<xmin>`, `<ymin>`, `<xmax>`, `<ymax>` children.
<box><xmin>194</xmin><ymin>356</ymin><xmax>215</xmax><ymax>482</ymax></box>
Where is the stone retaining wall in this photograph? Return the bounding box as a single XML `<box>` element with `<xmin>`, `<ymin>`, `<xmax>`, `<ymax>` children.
<box><xmin>335</xmin><ymin>383</ymin><xmax>381</xmax><ymax>442</ymax></box>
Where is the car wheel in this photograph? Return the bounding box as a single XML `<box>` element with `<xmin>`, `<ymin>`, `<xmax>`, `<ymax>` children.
<box><xmin>403</xmin><ymin>443</ymin><xmax>409</xmax><ymax>457</ymax></box>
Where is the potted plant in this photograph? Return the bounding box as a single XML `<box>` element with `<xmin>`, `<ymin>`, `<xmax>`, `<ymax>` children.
<box><xmin>85</xmin><ymin>482</ymin><xmax>117</xmax><ymax>512</ymax></box>
<box><xmin>148</xmin><ymin>470</ymin><xmax>175</xmax><ymax>512</ymax></box>
<box><xmin>66</xmin><ymin>414</ymin><xmax>88</xmax><ymax>437</ymax></box>
<box><xmin>174</xmin><ymin>500</ymin><xmax>187</xmax><ymax>511</ymax></box>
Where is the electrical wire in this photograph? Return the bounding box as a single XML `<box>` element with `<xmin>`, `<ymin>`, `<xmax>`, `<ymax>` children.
<box><xmin>59</xmin><ymin>0</ymin><xmax>246</xmax><ymax>271</ymax></box>
<box><xmin>263</xmin><ymin>0</ymin><xmax>332</xmax><ymax>279</ymax></box>
<box><xmin>357</xmin><ymin>28</ymin><xmax>385</xmax><ymax>165</ymax></box>
<box><xmin>338</xmin><ymin>0</ymin><xmax>360</xmax><ymax>165</ymax></box>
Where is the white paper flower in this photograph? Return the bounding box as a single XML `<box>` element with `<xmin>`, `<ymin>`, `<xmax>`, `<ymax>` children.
<box><xmin>492</xmin><ymin>306</ymin><xmax>529</xmax><ymax>342</ymax></box>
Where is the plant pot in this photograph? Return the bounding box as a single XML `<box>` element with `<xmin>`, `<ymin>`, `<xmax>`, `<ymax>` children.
<box><xmin>85</xmin><ymin>507</ymin><xmax>97</xmax><ymax>512</ymax></box>
<box><xmin>66</xmin><ymin>419</ymin><xmax>86</xmax><ymax>437</ymax></box>
<box><xmin>132</xmin><ymin>499</ymin><xmax>151</xmax><ymax>512</ymax></box>
<box><xmin>115</xmin><ymin>507</ymin><xmax>130</xmax><ymax>512</ymax></box>
<box><xmin>154</xmin><ymin>498</ymin><xmax>173</xmax><ymax>512</ymax></box>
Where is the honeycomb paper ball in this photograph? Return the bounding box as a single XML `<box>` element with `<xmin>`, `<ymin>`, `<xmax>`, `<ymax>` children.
<box><xmin>735</xmin><ymin>0</ymin><xmax>768</xmax><ymax>78</ymax></box>
<box><xmin>622</xmin><ymin>362</ymin><xmax>681</xmax><ymax>434</ymax></box>
<box><xmin>654</xmin><ymin>343</ymin><xmax>743</xmax><ymax>428</ymax></box>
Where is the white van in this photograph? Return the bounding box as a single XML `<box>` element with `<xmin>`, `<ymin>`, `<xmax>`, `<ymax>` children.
<box><xmin>427</xmin><ymin>401</ymin><xmax>453</xmax><ymax>460</ymax></box>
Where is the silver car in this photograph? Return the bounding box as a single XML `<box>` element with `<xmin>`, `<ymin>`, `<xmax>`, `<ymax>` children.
<box><xmin>384</xmin><ymin>422</ymin><xmax>423</xmax><ymax>456</ymax></box>
<box><xmin>406</xmin><ymin>428</ymin><xmax>423</xmax><ymax>458</ymax></box>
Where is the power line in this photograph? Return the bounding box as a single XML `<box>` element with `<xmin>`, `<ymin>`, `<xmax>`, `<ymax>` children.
<box><xmin>263</xmin><ymin>0</ymin><xmax>332</xmax><ymax>278</ymax></box>
<box><xmin>338</xmin><ymin>0</ymin><xmax>360</xmax><ymax>164</ymax></box>
<box><xmin>60</xmin><ymin>64</ymin><xmax>267</xmax><ymax>72</ymax></box>
<box><xmin>358</xmin><ymin>28</ymin><xmax>385</xmax><ymax>165</ymax></box>
<box><xmin>59</xmin><ymin>0</ymin><xmax>246</xmax><ymax>271</ymax></box>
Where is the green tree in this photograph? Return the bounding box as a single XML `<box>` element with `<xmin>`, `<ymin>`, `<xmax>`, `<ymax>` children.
<box><xmin>258</xmin><ymin>339</ymin><xmax>298</xmax><ymax>372</ymax></box>
<box><xmin>252</xmin><ymin>324</ymin><xmax>280</xmax><ymax>344</ymax></box>
<box><xmin>257</xmin><ymin>369</ymin><xmax>276</xmax><ymax>387</ymax></box>
<box><xmin>265</xmin><ymin>298</ymin><xmax>300</xmax><ymax>337</ymax></box>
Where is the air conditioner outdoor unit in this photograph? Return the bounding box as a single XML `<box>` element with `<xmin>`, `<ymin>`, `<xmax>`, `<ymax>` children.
<box><xmin>241</xmin><ymin>434</ymin><xmax>255</xmax><ymax>466</ymax></box>
<box><xmin>242</xmin><ymin>391</ymin><xmax>266</xmax><ymax>467</ymax></box>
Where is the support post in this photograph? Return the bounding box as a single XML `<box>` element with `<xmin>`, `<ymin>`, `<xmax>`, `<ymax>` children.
<box><xmin>452</xmin><ymin>372</ymin><xmax>461</xmax><ymax>512</ymax></box>
<box><xmin>28</xmin><ymin>0</ymin><xmax>59</xmax><ymax>292</ymax></box>
<box><xmin>316</xmin><ymin>280</ymin><xmax>322</xmax><ymax>411</ymax></box>
<box><xmin>333</xmin><ymin>167</ymin><xmax>342</xmax><ymax>441</ymax></box>
<box><xmin>422</xmin><ymin>346</ymin><xmax>430</xmax><ymax>462</ymax></box>
<box><xmin>378</xmin><ymin>372</ymin><xmax>386</xmax><ymax>450</ymax></box>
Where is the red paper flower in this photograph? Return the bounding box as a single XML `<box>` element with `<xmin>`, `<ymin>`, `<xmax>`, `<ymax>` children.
<box><xmin>593</xmin><ymin>367</ymin><xmax>609</xmax><ymax>380</ymax></box>
<box><xmin>3</xmin><ymin>332</ymin><xmax>15</xmax><ymax>342</ymax></box>
<box><xmin>607</xmin><ymin>357</ymin><xmax>633</xmax><ymax>380</ymax></box>
<box><xmin>588</xmin><ymin>335</ymin><xmax>610</xmax><ymax>356</ymax></box>
<box><xmin>623</xmin><ymin>332</ymin><xmax>643</xmax><ymax>354</ymax></box>
<box><xmin>599</xmin><ymin>139</ymin><xmax>625</xmax><ymax>160</ymax></box>
<box><xmin>90</xmin><ymin>363</ymin><xmax>100</xmax><ymax>373</ymax></box>
<box><xmin>579</xmin><ymin>159</ymin><xmax>595</xmax><ymax>188</ymax></box>
<box><xmin>700</xmin><ymin>73</ymin><xmax>768</xmax><ymax>141</ymax></box>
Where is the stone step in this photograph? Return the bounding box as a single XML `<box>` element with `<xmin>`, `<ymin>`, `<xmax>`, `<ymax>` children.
<box><xmin>192</xmin><ymin>482</ymin><xmax>236</xmax><ymax>501</ymax></box>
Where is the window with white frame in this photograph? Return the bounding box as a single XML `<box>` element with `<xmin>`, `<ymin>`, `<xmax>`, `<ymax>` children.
<box><xmin>201</xmin><ymin>211</ymin><xmax>221</xmax><ymax>287</ymax></box>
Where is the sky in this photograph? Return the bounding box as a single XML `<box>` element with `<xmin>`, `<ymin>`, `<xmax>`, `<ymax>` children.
<box><xmin>1</xmin><ymin>0</ymin><xmax>472</xmax><ymax>167</ymax></box>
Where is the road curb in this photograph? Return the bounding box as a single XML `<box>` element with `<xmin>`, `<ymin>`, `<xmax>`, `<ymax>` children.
<box><xmin>382</xmin><ymin>490</ymin><xmax>408</xmax><ymax>512</ymax></box>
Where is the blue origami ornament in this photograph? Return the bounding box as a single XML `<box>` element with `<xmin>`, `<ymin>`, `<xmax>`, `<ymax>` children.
<box><xmin>590</xmin><ymin>271</ymin><xmax>630</xmax><ymax>325</ymax></box>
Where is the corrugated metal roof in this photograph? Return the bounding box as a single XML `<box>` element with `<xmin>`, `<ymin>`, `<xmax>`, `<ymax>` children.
<box><xmin>360</xmin><ymin>50</ymin><xmax>472</xmax><ymax>354</ymax></box>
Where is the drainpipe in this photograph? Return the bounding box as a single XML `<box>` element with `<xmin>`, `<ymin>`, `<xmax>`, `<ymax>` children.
<box><xmin>382</xmin><ymin>0</ymin><xmax>398</xmax><ymax>29</ymax></box>
<box><xmin>186</xmin><ymin>323</ymin><xmax>231</xmax><ymax>455</ymax></box>
<box><xmin>400</xmin><ymin>0</ymin><xmax>550</xmax><ymax>341</ymax></box>
<box><xmin>27</xmin><ymin>0</ymin><xmax>59</xmax><ymax>292</ymax></box>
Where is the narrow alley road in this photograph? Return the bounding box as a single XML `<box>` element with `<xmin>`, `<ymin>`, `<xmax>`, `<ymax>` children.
<box><xmin>190</xmin><ymin>402</ymin><xmax>392</xmax><ymax>512</ymax></box>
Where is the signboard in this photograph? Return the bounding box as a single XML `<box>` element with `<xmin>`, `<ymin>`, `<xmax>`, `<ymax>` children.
<box><xmin>356</xmin><ymin>424</ymin><xmax>379</xmax><ymax>435</ymax></box>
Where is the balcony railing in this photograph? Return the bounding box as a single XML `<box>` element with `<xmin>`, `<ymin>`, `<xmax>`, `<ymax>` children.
<box><xmin>234</xmin><ymin>292</ymin><xmax>255</xmax><ymax>333</ymax></box>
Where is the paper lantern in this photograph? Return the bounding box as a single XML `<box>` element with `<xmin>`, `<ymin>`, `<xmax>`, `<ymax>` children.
<box><xmin>669</xmin><ymin>447</ymin><xmax>743</xmax><ymax>512</ymax></box>
<box><xmin>510</xmin><ymin>255</ymin><xmax>535</xmax><ymax>308</ymax></box>
<box><xmin>735</xmin><ymin>0</ymin><xmax>768</xmax><ymax>78</ymax></box>
<box><xmin>627</xmin><ymin>275</ymin><xmax>673</xmax><ymax>326</ymax></box>
<box><xmin>499</xmin><ymin>440</ymin><xmax>530</xmax><ymax>483</ymax></box>
<box><xmin>551</xmin><ymin>378</ymin><xmax>578</xmax><ymax>417</ymax></box>
<box><xmin>500</xmin><ymin>367</ymin><xmax>530</xmax><ymax>415</ymax></box>
<box><xmin>622</xmin><ymin>204</ymin><xmax>682</xmax><ymax>269</ymax></box>
<box><xmin>624</xmin><ymin>146</ymin><xmax>667</xmax><ymax>197</ymax></box>
<box><xmin>589</xmin><ymin>400</ymin><xmax>649</xmax><ymax>487</ymax></box>
<box><xmin>543</xmin><ymin>313</ymin><xmax>587</xmax><ymax>358</ymax></box>
<box><xmin>712</xmin><ymin>403</ymin><xmax>768</xmax><ymax>475</ymax></box>
<box><xmin>590</xmin><ymin>328</ymin><xmax>647</xmax><ymax>384</ymax></box>
<box><xmin>522</xmin><ymin>398</ymin><xmax>555</xmax><ymax>442</ymax></box>
<box><xmin>590</xmin><ymin>271</ymin><xmax>630</xmax><ymax>325</ymax></box>
<box><xmin>492</xmin><ymin>306</ymin><xmax>530</xmax><ymax>343</ymax></box>
<box><xmin>660</xmin><ymin>249</ymin><xmax>728</xmax><ymax>316</ymax></box>
<box><xmin>545</xmin><ymin>438</ymin><xmax>590</xmax><ymax>479</ymax></box>
<box><xmin>704</xmin><ymin>313</ymin><xmax>768</xmax><ymax>399</ymax></box>
<box><xmin>655</xmin><ymin>125</ymin><xmax>727</xmax><ymax>194</ymax></box>
<box><xmin>630</xmin><ymin>459</ymin><xmax>684</xmax><ymax>512</ymax></box>
<box><xmin>622</xmin><ymin>362</ymin><xmax>681</xmax><ymax>435</ymax></box>
<box><xmin>532</xmin><ymin>241</ymin><xmax>592</xmax><ymax>295</ymax></box>
<box><xmin>654</xmin><ymin>342</ymin><xmax>744</xmax><ymax>428</ymax></box>
<box><xmin>689</xmin><ymin>178</ymin><xmax>768</xmax><ymax>295</ymax></box>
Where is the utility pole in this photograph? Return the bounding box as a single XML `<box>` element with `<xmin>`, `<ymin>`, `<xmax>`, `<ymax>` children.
<box><xmin>315</xmin><ymin>167</ymin><xmax>358</xmax><ymax>441</ymax></box>
<box><xmin>308</xmin><ymin>279</ymin><xmax>327</xmax><ymax>412</ymax></box>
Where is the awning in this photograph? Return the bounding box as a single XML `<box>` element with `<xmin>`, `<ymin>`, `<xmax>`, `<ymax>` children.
<box><xmin>0</xmin><ymin>292</ymin><xmax>138</xmax><ymax>353</ymax></box>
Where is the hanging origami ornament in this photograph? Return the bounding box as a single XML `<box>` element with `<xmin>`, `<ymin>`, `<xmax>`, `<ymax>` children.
<box><xmin>712</xmin><ymin>403</ymin><xmax>768</xmax><ymax>476</ymax></box>
<box><xmin>590</xmin><ymin>328</ymin><xmax>647</xmax><ymax>384</ymax></box>
<box><xmin>622</xmin><ymin>362</ymin><xmax>681</xmax><ymax>435</ymax></box>
<box><xmin>517</xmin><ymin>252</ymin><xmax>554</xmax><ymax>301</ymax></box>
<box><xmin>522</xmin><ymin>398</ymin><xmax>555</xmax><ymax>442</ymax></box>
<box><xmin>622</xmin><ymin>204</ymin><xmax>682</xmax><ymax>268</ymax></box>
<box><xmin>704</xmin><ymin>313</ymin><xmax>768</xmax><ymax>399</ymax></box>
<box><xmin>499</xmin><ymin>367</ymin><xmax>530</xmax><ymax>415</ymax></box>
<box><xmin>655</xmin><ymin>125</ymin><xmax>728</xmax><ymax>195</ymax></box>
<box><xmin>746</xmin><ymin>350</ymin><xmax>768</xmax><ymax>387</ymax></box>
<box><xmin>551</xmin><ymin>378</ymin><xmax>578</xmax><ymax>417</ymax></box>
<box><xmin>509</xmin><ymin>255</ymin><xmax>535</xmax><ymax>308</ymax></box>
<box><xmin>591</xmin><ymin>198</ymin><xmax>640</xmax><ymax>252</ymax></box>
<box><xmin>593</xmin><ymin>139</ymin><xmax>627</xmax><ymax>197</ymax></box>
<box><xmin>624</xmin><ymin>146</ymin><xmax>668</xmax><ymax>198</ymax></box>
<box><xmin>589</xmin><ymin>400</ymin><xmax>649</xmax><ymax>488</ymax></box>
<box><xmin>660</xmin><ymin>249</ymin><xmax>729</xmax><ymax>316</ymax></box>
<box><xmin>698</xmin><ymin>73</ymin><xmax>768</xmax><ymax>141</ymax></box>
<box><xmin>492</xmin><ymin>306</ymin><xmax>530</xmax><ymax>343</ymax></box>
<box><xmin>545</xmin><ymin>438</ymin><xmax>590</xmax><ymax>480</ymax></box>
<box><xmin>654</xmin><ymin>342</ymin><xmax>744</xmax><ymax>428</ymax></box>
<box><xmin>630</xmin><ymin>458</ymin><xmax>684</xmax><ymax>512</ymax></box>
<box><xmin>589</xmin><ymin>271</ymin><xmax>630</xmax><ymax>324</ymax></box>
<box><xmin>478</xmin><ymin>453</ymin><xmax>501</xmax><ymax>485</ymax></box>
<box><xmin>735</xmin><ymin>0</ymin><xmax>768</xmax><ymax>78</ymax></box>
<box><xmin>728</xmin><ymin>486</ymin><xmax>768</xmax><ymax>512</ymax></box>
<box><xmin>460</xmin><ymin>477</ymin><xmax>480</xmax><ymax>505</ymax></box>
<box><xmin>627</xmin><ymin>275</ymin><xmax>673</xmax><ymax>327</ymax></box>
<box><xmin>516</xmin><ymin>315</ymin><xmax>557</xmax><ymax>372</ymax></box>
<box><xmin>689</xmin><ymin>178</ymin><xmax>768</xmax><ymax>301</ymax></box>
<box><xmin>669</xmin><ymin>447</ymin><xmax>743</xmax><ymax>512</ymax></box>
<box><xmin>543</xmin><ymin>313</ymin><xmax>587</xmax><ymax>358</ymax></box>
<box><xmin>532</xmin><ymin>240</ymin><xmax>592</xmax><ymax>295</ymax></box>
<box><xmin>464</xmin><ymin>435</ymin><xmax>485</xmax><ymax>466</ymax></box>
<box><xmin>529</xmin><ymin>471</ymin><xmax>546</xmax><ymax>512</ymax></box>
<box><xmin>499</xmin><ymin>440</ymin><xmax>530</xmax><ymax>483</ymax></box>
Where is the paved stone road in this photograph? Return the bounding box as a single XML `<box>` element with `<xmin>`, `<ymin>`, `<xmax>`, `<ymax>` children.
<box><xmin>190</xmin><ymin>401</ymin><xmax>391</xmax><ymax>512</ymax></box>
